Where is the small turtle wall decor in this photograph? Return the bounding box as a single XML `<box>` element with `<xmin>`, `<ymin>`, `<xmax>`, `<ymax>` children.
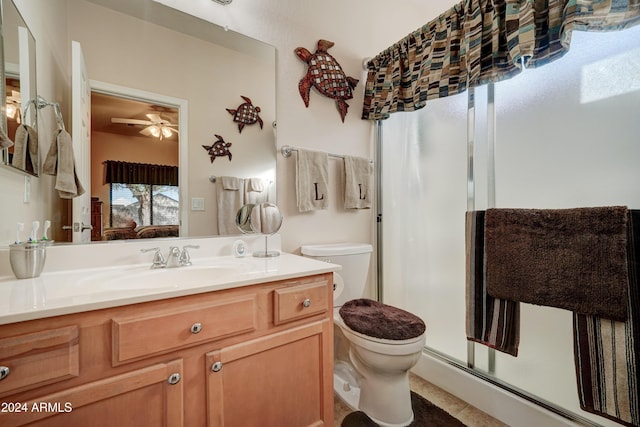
<box><xmin>295</xmin><ymin>39</ymin><xmax>359</xmax><ymax>122</ymax></box>
<box><xmin>202</xmin><ymin>135</ymin><xmax>232</xmax><ymax>163</ymax></box>
<box><xmin>226</xmin><ymin>96</ymin><xmax>263</xmax><ymax>133</ymax></box>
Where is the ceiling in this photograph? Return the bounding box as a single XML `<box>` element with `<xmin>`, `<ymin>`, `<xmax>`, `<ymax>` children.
<box><xmin>91</xmin><ymin>92</ymin><xmax>179</xmax><ymax>139</ymax></box>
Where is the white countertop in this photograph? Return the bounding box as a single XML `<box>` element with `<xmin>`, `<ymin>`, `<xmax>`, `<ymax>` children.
<box><xmin>0</xmin><ymin>253</ymin><xmax>340</xmax><ymax>325</ymax></box>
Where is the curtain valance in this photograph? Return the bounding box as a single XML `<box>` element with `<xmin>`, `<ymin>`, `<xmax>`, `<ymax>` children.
<box><xmin>104</xmin><ymin>160</ymin><xmax>178</xmax><ymax>186</ymax></box>
<box><xmin>362</xmin><ymin>0</ymin><xmax>640</xmax><ymax>120</ymax></box>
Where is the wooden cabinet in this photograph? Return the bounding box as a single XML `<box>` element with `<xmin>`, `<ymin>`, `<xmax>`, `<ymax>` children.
<box><xmin>0</xmin><ymin>273</ymin><xmax>334</xmax><ymax>427</ymax></box>
<box><xmin>0</xmin><ymin>360</ymin><xmax>183</xmax><ymax>427</ymax></box>
<box><xmin>206</xmin><ymin>320</ymin><xmax>332</xmax><ymax>427</ymax></box>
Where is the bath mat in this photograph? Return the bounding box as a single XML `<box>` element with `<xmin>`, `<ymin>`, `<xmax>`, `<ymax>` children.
<box><xmin>341</xmin><ymin>391</ymin><xmax>467</xmax><ymax>427</ymax></box>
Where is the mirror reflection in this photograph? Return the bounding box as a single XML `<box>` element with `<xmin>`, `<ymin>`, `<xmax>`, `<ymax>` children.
<box><xmin>1</xmin><ymin>0</ymin><xmax>38</xmax><ymax>176</ymax></box>
<box><xmin>236</xmin><ymin>202</ymin><xmax>283</xmax><ymax>258</ymax></box>
<box><xmin>1</xmin><ymin>0</ymin><xmax>276</xmax><ymax>243</ymax></box>
<box><xmin>235</xmin><ymin>202</ymin><xmax>283</xmax><ymax>236</ymax></box>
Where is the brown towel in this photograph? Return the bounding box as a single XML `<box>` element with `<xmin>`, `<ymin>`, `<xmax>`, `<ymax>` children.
<box><xmin>485</xmin><ymin>207</ymin><xmax>629</xmax><ymax>321</ymax></box>
<box><xmin>43</xmin><ymin>130</ymin><xmax>85</xmax><ymax>199</ymax></box>
<box><xmin>573</xmin><ymin>210</ymin><xmax>640</xmax><ymax>426</ymax></box>
<box><xmin>466</xmin><ymin>211</ymin><xmax>520</xmax><ymax>356</ymax></box>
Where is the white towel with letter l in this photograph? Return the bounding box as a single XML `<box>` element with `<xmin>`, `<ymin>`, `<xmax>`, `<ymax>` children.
<box><xmin>296</xmin><ymin>149</ymin><xmax>329</xmax><ymax>212</ymax></box>
<box><xmin>217</xmin><ymin>176</ymin><xmax>245</xmax><ymax>235</ymax></box>
<box><xmin>344</xmin><ymin>155</ymin><xmax>372</xmax><ymax>209</ymax></box>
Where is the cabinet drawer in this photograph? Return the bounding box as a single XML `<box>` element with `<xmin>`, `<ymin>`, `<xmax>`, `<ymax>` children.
<box><xmin>0</xmin><ymin>326</ymin><xmax>79</xmax><ymax>397</ymax></box>
<box><xmin>112</xmin><ymin>295</ymin><xmax>257</xmax><ymax>364</ymax></box>
<box><xmin>273</xmin><ymin>281</ymin><xmax>329</xmax><ymax>325</ymax></box>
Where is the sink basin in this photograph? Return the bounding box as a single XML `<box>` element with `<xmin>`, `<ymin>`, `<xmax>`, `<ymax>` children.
<box><xmin>77</xmin><ymin>265</ymin><xmax>242</xmax><ymax>291</ymax></box>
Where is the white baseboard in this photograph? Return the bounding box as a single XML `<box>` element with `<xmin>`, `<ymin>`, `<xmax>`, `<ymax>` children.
<box><xmin>411</xmin><ymin>351</ymin><xmax>583</xmax><ymax>427</ymax></box>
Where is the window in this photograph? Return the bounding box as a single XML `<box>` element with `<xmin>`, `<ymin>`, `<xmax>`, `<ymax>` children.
<box><xmin>110</xmin><ymin>183</ymin><xmax>179</xmax><ymax>227</ymax></box>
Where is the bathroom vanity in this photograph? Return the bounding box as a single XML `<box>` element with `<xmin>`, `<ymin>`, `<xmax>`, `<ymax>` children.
<box><xmin>0</xmin><ymin>239</ymin><xmax>338</xmax><ymax>427</ymax></box>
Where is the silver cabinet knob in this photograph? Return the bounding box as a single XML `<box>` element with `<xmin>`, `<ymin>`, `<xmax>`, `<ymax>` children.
<box><xmin>302</xmin><ymin>298</ymin><xmax>311</xmax><ymax>308</ymax></box>
<box><xmin>211</xmin><ymin>361</ymin><xmax>223</xmax><ymax>372</ymax></box>
<box><xmin>0</xmin><ymin>366</ymin><xmax>9</xmax><ymax>381</ymax></box>
<box><xmin>190</xmin><ymin>323</ymin><xmax>203</xmax><ymax>334</ymax></box>
<box><xmin>168</xmin><ymin>373</ymin><xmax>181</xmax><ymax>385</ymax></box>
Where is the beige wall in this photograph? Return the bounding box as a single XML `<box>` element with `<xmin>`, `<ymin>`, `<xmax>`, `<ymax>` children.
<box><xmin>2</xmin><ymin>0</ymin><xmax>458</xmax><ymax>291</ymax></box>
<box><xmin>155</xmin><ymin>0</ymin><xmax>456</xmax><ymax>256</ymax></box>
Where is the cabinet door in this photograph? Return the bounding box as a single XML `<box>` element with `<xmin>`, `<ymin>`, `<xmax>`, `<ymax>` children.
<box><xmin>0</xmin><ymin>359</ymin><xmax>183</xmax><ymax>427</ymax></box>
<box><xmin>206</xmin><ymin>320</ymin><xmax>333</xmax><ymax>427</ymax></box>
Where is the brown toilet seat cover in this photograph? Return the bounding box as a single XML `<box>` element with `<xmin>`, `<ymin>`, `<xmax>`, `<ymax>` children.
<box><xmin>339</xmin><ymin>298</ymin><xmax>426</xmax><ymax>341</ymax></box>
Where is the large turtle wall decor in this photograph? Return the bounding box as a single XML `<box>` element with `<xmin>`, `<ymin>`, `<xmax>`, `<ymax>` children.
<box><xmin>295</xmin><ymin>39</ymin><xmax>359</xmax><ymax>122</ymax></box>
<box><xmin>202</xmin><ymin>135</ymin><xmax>232</xmax><ymax>163</ymax></box>
<box><xmin>226</xmin><ymin>96</ymin><xmax>263</xmax><ymax>133</ymax></box>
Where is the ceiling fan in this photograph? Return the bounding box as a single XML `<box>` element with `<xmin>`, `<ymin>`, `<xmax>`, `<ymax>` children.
<box><xmin>111</xmin><ymin>113</ymin><xmax>178</xmax><ymax>140</ymax></box>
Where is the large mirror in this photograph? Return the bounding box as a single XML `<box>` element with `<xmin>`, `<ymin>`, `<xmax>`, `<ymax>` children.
<box><xmin>0</xmin><ymin>0</ymin><xmax>38</xmax><ymax>176</ymax></box>
<box><xmin>2</xmin><ymin>0</ymin><xmax>276</xmax><ymax>243</ymax></box>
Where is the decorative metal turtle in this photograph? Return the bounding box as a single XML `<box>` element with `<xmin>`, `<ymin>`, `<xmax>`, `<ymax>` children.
<box><xmin>226</xmin><ymin>96</ymin><xmax>263</xmax><ymax>133</ymax></box>
<box><xmin>295</xmin><ymin>39</ymin><xmax>359</xmax><ymax>122</ymax></box>
<box><xmin>202</xmin><ymin>135</ymin><xmax>232</xmax><ymax>163</ymax></box>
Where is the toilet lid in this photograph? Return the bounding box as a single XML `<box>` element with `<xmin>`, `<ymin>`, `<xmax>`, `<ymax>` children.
<box><xmin>339</xmin><ymin>299</ymin><xmax>426</xmax><ymax>341</ymax></box>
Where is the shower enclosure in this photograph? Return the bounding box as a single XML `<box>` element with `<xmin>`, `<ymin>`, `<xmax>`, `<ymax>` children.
<box><xmin>378</xmin><ymin>26</ymin><xmax>640</xmax><ymax>426</ymax></box>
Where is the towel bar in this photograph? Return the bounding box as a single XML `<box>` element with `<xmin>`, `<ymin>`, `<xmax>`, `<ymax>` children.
<box><xmin>280</xmin><ymin>145</ymin><xmax>373</xmax><ymax>164</ymax></box>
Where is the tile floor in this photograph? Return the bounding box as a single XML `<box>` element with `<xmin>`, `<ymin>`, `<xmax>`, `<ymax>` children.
<box><xmin>334</xmin><ymin>373</ymin><xmax>508</xmax><ymax>426</ymax></box>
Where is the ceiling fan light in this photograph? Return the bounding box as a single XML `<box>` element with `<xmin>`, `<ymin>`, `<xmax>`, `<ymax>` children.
<box><xmin>161</xmin><ymin>126</ymin><xmax>173</xmax><ymax>138</ymax></box>
<box><xmin>212</xmin><ymin>0</ymin><xmax>232</xmax><ymax>4</ymax></box>
<box><xmin>149</xmin><ymin>125</ymin><xmax>161</xmax><ymax>138</ymax></box>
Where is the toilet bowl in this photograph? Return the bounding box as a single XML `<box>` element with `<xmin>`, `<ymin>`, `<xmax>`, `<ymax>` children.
<box><xmin>301</xmin><ymin>243</ymin><xmax>427</xmax><ymax>427</ymax></box>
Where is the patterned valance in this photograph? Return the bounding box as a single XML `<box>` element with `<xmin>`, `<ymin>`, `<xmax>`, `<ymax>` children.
<box><xmin>104</xmin><ymin>160</ymin><xmax>178</xmax><ymax>186</ymax></box>
<box><xmin>362</xmin><ymin>0</ymin><xmax>640</xmax><ymax>120</ymax></box>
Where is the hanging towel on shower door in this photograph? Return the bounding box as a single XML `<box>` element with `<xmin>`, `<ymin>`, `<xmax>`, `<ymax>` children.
<box><xmin>465</xmin><ymin>211</ymin><xmax>520</xmax><ymax>357</ymax></box>
<box><xmin>343</xmin><ymin>155</ymin><xmax>372</xmax><ymax>209</ymax></box>
<box><xmin>295</xmin><ymin>149</ymin><xmax>329</xmax><ymax>212</ymax></box>
<box><xmin>573</xmin><ymin>210</ymin><xmax>640</xmax><ymax>427</ymax></box>
<box><xmin>485</xmin><ymin>206</ymin><xmax>629</xmax><ymax>321</ymax></box>
<box><xmin>216</xmin><ymin>176</ymin><xmax>245</xmax><ymax>235</ymax></box>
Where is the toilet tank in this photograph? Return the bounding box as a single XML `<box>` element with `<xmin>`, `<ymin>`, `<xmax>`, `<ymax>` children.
<box><xmin>301</xmin><ymin>243</ymin><xmax>373</xmax><ymax>307</ymax></box>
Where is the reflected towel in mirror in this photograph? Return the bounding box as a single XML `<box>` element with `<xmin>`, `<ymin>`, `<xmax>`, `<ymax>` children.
<box><xmin>11</xmin><ymin>124</ymin><xmax>39</xmax><ymax>173</ymax></box>
<box><xmin>217</xmin><ymin>176</ymin><xmax>245</xmax><ymax>234</ymax></box>
<box><xmin>0</xmin><ymin>126</ymin><xmax>13</xmax><ymax>149</ymax></box>
<box><xmin>42</xmin><ymin>129</ymin><xmax>85</xmax><ymax>199</ymax></box>
<box><xmin>244</xmin><ymin>178</ymin><xmax>269</xmax><ymax>205</ymax></box>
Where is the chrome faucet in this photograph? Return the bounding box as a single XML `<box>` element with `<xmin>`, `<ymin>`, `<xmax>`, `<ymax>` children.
<box><xmin>140</xmin><ymin>247</ymin><xmax>166</xmax><ymax>269</ymax></box>
<box><xmin>179</xmin><ymin>245</ymin><xmax>200</xmax><ymax>266</ymax></box>
<box><xmin>165</xmin><ymin>246</ymin><xmax>182</xmax><ymax>268</ymax></box>
<box><xmin>142</xmin><ymin>245</ymin><xmax>200</xmax><ymax>269</ymax></box>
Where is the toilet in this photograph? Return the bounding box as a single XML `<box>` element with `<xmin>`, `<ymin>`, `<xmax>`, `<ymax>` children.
<box><xmin>301</xmin><ymin>243</ymin><xmax>427</xmax><ymax>427</ymax></box>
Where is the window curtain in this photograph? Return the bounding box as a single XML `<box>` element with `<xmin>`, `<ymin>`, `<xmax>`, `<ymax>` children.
<box><xmin>361</xmin><ymin>0</ymin><xmax>640</xmax><ymax>120</ymax></box>
<box><xmin>104</xmin><ymin>160</ymin><xmax>178</xmax><ymax>186</ymax></box>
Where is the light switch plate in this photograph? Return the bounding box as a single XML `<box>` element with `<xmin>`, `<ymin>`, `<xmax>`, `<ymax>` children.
<box><xmin>191</xmin><ymin>197</ymin><xmax>205</xmax><ymax>211</ymax></box>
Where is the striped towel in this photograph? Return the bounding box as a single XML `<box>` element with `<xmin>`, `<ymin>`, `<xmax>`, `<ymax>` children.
<box><xmin>466</xmin><ymin>211</ymin><xmax>520</xmax><ymax>357</ymax></box>
<box><xmin>573</xmin><ymin>210</ymin><xmax>640</xmax><ymax>426</ymax></box>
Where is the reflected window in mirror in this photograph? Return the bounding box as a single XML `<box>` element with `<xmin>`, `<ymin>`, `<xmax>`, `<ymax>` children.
<box><xmin>110</xmin><ymin>183</ymin><xmax>179</xmax><ymax>228</ymax></box>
